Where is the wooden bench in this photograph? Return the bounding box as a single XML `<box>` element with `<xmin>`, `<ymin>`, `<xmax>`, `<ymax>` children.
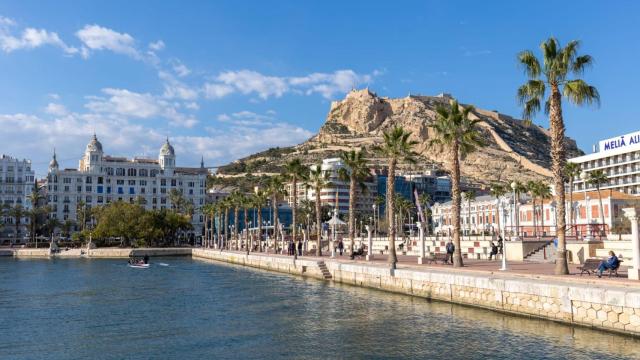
<box><xmin>578</xmin><ymin>258</ymin><xmax>623</xmax><ymax>277</ymax></box>
<box><xmin>426</xmin><ymin>253</ymin><xmax>450</xmax><ymax>265</ymax></box>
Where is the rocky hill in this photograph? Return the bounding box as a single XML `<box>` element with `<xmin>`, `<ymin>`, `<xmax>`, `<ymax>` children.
<box><xmin>218</xmin><ymin>88</ymin><xmax>583</xmax><ymax>186</ymax></box>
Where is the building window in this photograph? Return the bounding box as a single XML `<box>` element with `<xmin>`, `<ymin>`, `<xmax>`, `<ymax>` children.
<box><xmin>139</xmin><ymin>169</ymin><xmax>148</xmax><ymax>177</ymax></box>
<box><xmin>118</xmin><ymin>187</ymin><xmax>124</xmax><ymax>194</ymax></box>
<box><xmin>107</xmin><ymin>186</ymin><xmax>111</xmax><ymax>194</ymax></box>
<box><xmin>97</xmin><ymin>186</ymin><xmax>103</xmax><ymax>194</ymax></box>
<box><xmin>129</xmin><ymin>187</ymin><xmax>135</xmax><ymax>195</ymax></box>
<box><xmin>117</xmin><ymin>180</ymin><xmax>124</xmax><ymax>185</ymax></box>
<box><xmin>98</xmin><ymin>177</ymin><xmax>103</xmax><ymax>184</ymax></box>
<box><xmin>116</xmin><ymin>168</ymin><xmax>125</xmax><ymax>176</ymax></box>
<box><xmin>171</xmin><ymin>179</ymin><xmax>177</xmax><ymax>186</ymax></box>
<box><xmin>127</xmin><ymin>168</ymin><xmax>137</xmax><ymax>177</ymax></box>
<box><xmin>86</xmin><ymin>176</ymin><xmax>92</xmax><ymax>184</ymax></box>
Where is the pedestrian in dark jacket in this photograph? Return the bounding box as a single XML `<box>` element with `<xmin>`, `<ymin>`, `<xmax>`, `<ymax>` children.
<box><xmin>297</xmin><ymin>240</ymin><xmax>303</xmax><ymax>256</ymax></box>
<box><xmin>445</xmin><ymin>240</ymin><xmax>455</xmax><ymax>264</ymax></box>
<box><xmin>338</xmin><ymin>240</ymin><xmax>344</xmax><ymax>256</ymax></box>
<box><xmin>489</xmin><ymin>242</ymin><xmax>498</xmax><ymax>260</ymax></box>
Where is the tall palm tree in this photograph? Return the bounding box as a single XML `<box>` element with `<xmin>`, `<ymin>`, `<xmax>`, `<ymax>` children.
<box><xmin>338</xmin><ymin>150</ymin><xmax>370</xmax><ymax>254</ymax></box>
<box><xmin>429</xmin><ymin>99</ymin><xmax>485</xmax><ymax>268</ymax></box>
<box><xmin>222</xmin><ymin>197</ymin><xmax>230</xmax><ymax>249</ymax></box>
<box><xmin>512</xmin><ymin>181</ymin><xmax>527</xmax><ymax>237</ymax></box>
<box><xmin>7</xmin><ymin>205</ymin><xmax>27</xmax><ymax>245</ymax></box>
<box><xmin>241</xmin><ymin>193</ymin><xmax>252</xmax><ymax>253</ymax></box>
<box><xmin>27</xmin><ymin>181</ymin><xmax>45</xmax><ymax>244</ymax></box>
<box><xmin>394</xmin><ymin>195</ymin><xmax>413</xmax><ymax>244</ymax></box>
<box><xmin>418</xmin><ymin>192</ymin><xmax>432</xmax><ymax>236</ymax></box>
<box><xmin>253</xmin><ymin>188</ymin><xmax>269</xmax><ymax>252</ymax></box>
<box><xmin>517</xmin><ymin>37</ymin><xmax>600</xmax><ymax>275</ymax></box>
<box><xmin>308</xmin><ymin>164</ymin><xmax>331</xmax><ymax>256</ymax></box>
<box><xmin>229</xmin><ymin>191</ymin><xmax>243</xmax><ymax>250</ymax></box>
<box><xmin>76</xmin><ymin>200</ymin><xmax>90</xmax><ymax>232</ymax></box>
<box><xmin>283</xmin><ymin>158</ymin><xmax>309</xmax><ymax>259</ymax></box>
<box><xmin>373</xmin><ymin>126</ymin><xmax>418</xmax><ymax>269</ymax></box>
<box><xmin>587</xmin><ymin>170</ymin><xmax>608</xmax><ymax>232</ymax></box>
<box><xmin>462</xmin><ymin>190</ymin><xmax>476</xmax><ymax>239</ymax></box>
<box><xmin>565</xmin><ymin>162</ymin><xmax>581</xmax><ymax>232</ymax></box>
<box><xmin>267</xmin><ymin>175</ymin><xmax>285</xmax><ymax>253</ymax></box>
<box><xmin>490</xmin><ymin>183</ymin><xmax>507</xmax><ymax>236</ymax></box>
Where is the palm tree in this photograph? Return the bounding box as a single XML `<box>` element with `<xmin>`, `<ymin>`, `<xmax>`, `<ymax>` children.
<box><xmin>283</xmin><ymin>158</ymin><xmax>309</xmax><ymax>259</ymax></box>
<box><xmin>373</xmin><ymin>126</ymin><xmax>418</xmax><ymax>269</ymax></box>
<box><xmin>418</xmin><ymin>192</ymin><xmax>432</xmax><ymax>236</ymax></box>
<box><xmin>267</xmin><ymin>175</ymin><xmax>285</xmax><ymax>253</ymax></box>
<box><xmin>429</xmin><ymin>99</ymin><xmax>485</xmax><ymax>268</ymax></box>
<box><xmin>462</xmin><ymin>190</ymin><xmax>476</xmax><ymax>239</ymax></box>
<box><xmin>253</xmin><ymin>188</ymin><xmax>269</xmax><ymax>252</ymax></box>
<box><xmin>222</xmin><ymin>197</ymin><xmax>230</xmax><ymax>249</ymax></box>
<box><xmin>526</xmin><ymin>180</ymin><xmax>540</xmax><ymax>237</ymax></box>
<box><xmin>517</xmin><ymin>37</ymin><xmax>600</xmax><ymax>275</ymax></box>
<box><xmin>394</xmin><ymin>195</ymin><xmax>413</xmax><ymax>245</ymax></box>
<box><xmin>241</xmin><ymin>193</ymin><xmax>252</xmax><ymax>253</ymax></box>
<box><xmin>587</xmin><ymin>170</ymin><xmax>608</xmax><ymax>232</ymax></box>
<box><xmin>512</xmin><ymin>181</ymin><xmax>527</xmax><ymax>237</ymax></box>
<box><xmin>8</xmin><ymin>205</ymin><xmax>29</xmax><ymax>245</ymax></box>
<box><xmin>536</xmin><ymin>181</ymin><xmax>552</xmax><ymax>236</ymax></box>
<box><xmin>338</xmin><ymin>150</ymin><xmax>370</xmax><ymax>254</ymax></box>
<box><xmin>76</xmin><ymin>200</ymin><xmax>90</xmax><ymax>232</ymax></box>
<box><xmin>229</xmin><ymin>191</ymin><xmax>243</xmax><ymax>250</ymax></box>
<box><xmin>27</xmin><ymin>182</ymin><xmax>45</xmax><ymax>244</ymax></box>
<box><xmin>565</xmin><ymin>162</ymin><xmax>581</xmax><ymax>232</ymax></box>
<box><xmin>490</xmin><ymin>183</ymin><xmax>507</xmax><ymax>236</ymax></box>
<box><xmin>308</xmin><ymin>164</ymin><xmax>331</xmax><ymax>256</ymax></box>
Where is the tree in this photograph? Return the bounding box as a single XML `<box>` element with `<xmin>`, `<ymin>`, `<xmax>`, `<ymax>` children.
<box><xmin>565</xmin><ymin>162</ymin><xmax>581</xmax><ymax>231</ymax></box>
<box><xmin>526</xmin><ymin>180</ymin><xmax>540</xmax><ymax>236</ymax></box>
<box><xmin>418</xmin><ymin>192</ymin><xmax>432</xmax><ymax>236</ymax></box>
<box><xmin>76</xmin><ymin>200</ymin><xmax>91</xmax><ymax>232</ymax></box>
<box><xmin>394</xmin><ymin>194</ymin><xmax>413</xmax><ymax>244</ymax></box>
<box><xmin>241</xmin><ymin>193</ymin><xmax>252</xmax><ymax>253</ymax></box>
<box><xmin>462</xmin><ymin>190</ymin><xmax>476</xmax><ymax>238</ymax></box>
<box><xmin>429</xmin><ymin>99</ymin><xmax>485</xmax><ymax>267</ymax></box>
<box><xmin>44</xmin><ymin>217</ymin><xmax>61</xmax><ymax>238</ymax></box>
<box><xmin>266</xmin><ymin>176</ymin><xmax>286</xmax><ymax>253</ymax></box>
<box><xmin>283</xmin><ymin>158</ymin><xmax>309</xmax><ymax>259</ymax></box>
<box><xmin>27</xmin><ymin>182</ymin><xmax>45</xmax><ymax>244</ymax></box>
<box><xmin>536</xmin><ymin>181</ymin><xmax>552</xmax><ymax>236</ymax></box>
<box><xmin>229</xmin><ymin>191</ymin><xmax>243</xmax><ymax>250</ymax></box>
<box><xmin>587</xmin><ymin>170</ymin><xmax>608</xmax><ymax>232</ymax></box>
<box><xmin>517</xmin><ymin>37</ymin><xmax>600</xmax><ymax>275</ymax></box>
<box><xmin>338</xmin><ymin>150</ymin><xmax>370</xmax><ymax>254</ymax></box>
<box><xmin>373</xmin><ymin>126</ymin><xmax>418</xmax><ymax>269</ymax></box>
<box><xmin>252</xmin><ymin>188</ymin><xmax>269</xmax><ymax>252</ymax></box>
<box><xmin>7</xmin><ymin>205</ymin><xmax>27</xmax><ymax>245</ymax></box>
<box><xmin>92</xmin><ymin>201</ymin><xmax>146</xmax><ymax>246</ymax></box>
<box><xmin>490</xmin><ymin>183</ymin><xmax>507</xmax><ymax>236</ymax></box>
<box><xmin>308</xmin><ymin>163</ymin><xmax>331</xmax><ymax>256</ymax></box>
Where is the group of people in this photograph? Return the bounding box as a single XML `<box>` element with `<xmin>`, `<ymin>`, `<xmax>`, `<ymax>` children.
<box><xmin>287</xmin><ymin>241</ymin><xmax>303</xmax><ymax>256</ymax></box>
<box><xmin>443</xmin><ymin>236</ymin><xmax>504</xmax><ymax>263</ymax></box>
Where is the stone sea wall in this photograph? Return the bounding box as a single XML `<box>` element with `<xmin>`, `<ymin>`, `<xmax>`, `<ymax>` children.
<box><xmin>192</xmin><ymin>249</ymin><xmax>640</xmax><ymax>337</ymax></box>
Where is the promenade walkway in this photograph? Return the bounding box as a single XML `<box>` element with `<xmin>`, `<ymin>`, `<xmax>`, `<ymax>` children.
<box><xmin>218</xmin><ymin>248</ymin><xmax>640</xmax><ymax>288</ymax></box>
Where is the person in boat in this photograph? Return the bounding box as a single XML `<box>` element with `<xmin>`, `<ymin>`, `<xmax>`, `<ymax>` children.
<box><xmin>143</xmin><ymin>255</ymin><xmax>149</xmax><ymax>264</ymax></box>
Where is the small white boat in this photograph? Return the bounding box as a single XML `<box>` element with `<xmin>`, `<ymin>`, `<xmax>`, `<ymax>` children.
<box><xmin>128</xmin><ymin>263</ymin><xmax>150</xmax><ymax>269</ymax></box>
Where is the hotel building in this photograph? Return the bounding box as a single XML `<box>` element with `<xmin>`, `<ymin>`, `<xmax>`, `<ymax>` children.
<box><xmin>0</xmin><ymin>155</ymin><xmax>36</xmax><ymax>243</ymax></box>
<box><xmin>570</xmin><ymin>130</ymin><xmax>640</xmax><ymax>196</ymax></box>
<box><xmin>46</xmin><ymin>135</ymin><xmax>207</xmax><ymax>234</ymax></box>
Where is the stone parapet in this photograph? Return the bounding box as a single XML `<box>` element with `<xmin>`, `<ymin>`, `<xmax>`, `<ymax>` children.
<box><xmin>192</xmin><ymin>249</ymin><xmax>640</xmax><ymax>337</ymax></box>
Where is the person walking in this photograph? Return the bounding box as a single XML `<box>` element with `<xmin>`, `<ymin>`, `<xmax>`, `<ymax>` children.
<box><xmin>445</xmin><ymin>240</ymin><xmax>455</xmax><ymax>264</ymax></box>
<box><xmin>297</xmin><ymin>240</ymin><xmax>303</xmax><ymax>256</ymax></box>
<box><xmin>497</xmin><ymin>236</ymin><xmax>504</xmax><ymax>255</ymax></box>
<box><xmin>338</xmin><ymin>239</ymin><xmax>344</xmax><ymax>256</ymax></box>
<box><xmin>489</xmin><ymin>242</ymin><xmax>498</xmax><ymax>260</ymax></box>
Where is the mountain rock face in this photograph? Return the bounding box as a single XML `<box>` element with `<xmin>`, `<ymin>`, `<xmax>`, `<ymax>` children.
<box><xmin>219</xmin><ymin>88</ymin><xmax>584</xmax><ymax>186</ymax></box>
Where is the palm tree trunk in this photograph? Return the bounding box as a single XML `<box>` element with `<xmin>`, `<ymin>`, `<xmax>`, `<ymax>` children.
<box><xmin>495</xmin><ymin>198</ymin><xmax>501</xmax><ymax>237</ymax></box>
<box><xmin>387</xmin><ymin>158</ymin><xmax>397</xmax><ymax>268</ymax></box>
<box><xmin>244</xmin><ymin>207</ymin><xmax>249</xmax><ymax>254</ymax></box>
<box><xmin>224</xmin><ymin>208</ymin><xmax>229</xmax><ymax>249</ymax></box>
<box><xmin>596</xmin><ymin>185</ymin><xmax>605</xmax><ymax>235</ymax></box>
<box><xmin>451</xmin><ymin>144</ymin><xmax>464</xmax><ymax>267</ymax></box>
<box><xmin>292</xmin><ymin>178</ymin><xmax>298</xmax><ymax>260</ymax></box>
<box><xmin>257</xmin><ymin>206</ymin><xmax>263</xmax><ymax>252</ymax></box>
<box><xmin>348</xmin><ymin>176</ymin><xmax>356</xmax><ymax>254</ymax></box>
<box><xmin>316</xmin><ymin>190</ymin><xmax>322</xmax><ymax>256</ymax></box>
<box><xmin>550</xmin><ymin>85</ymin><xmax>569</xmax><ymax>275</ymax></box>
<box><xmin>532</xmin><ymin>198</ymin><xmax>537</xmax><ymax>237</ymax></box>
<box><xmin>540</xmin><ymin>199</ymin><xmax>545</xmax><ymax>237</ymax></box>
<box><xmin>569</xmin><ymin>176</ymin><xmax>575</xmax><ymax>235</ymax></box>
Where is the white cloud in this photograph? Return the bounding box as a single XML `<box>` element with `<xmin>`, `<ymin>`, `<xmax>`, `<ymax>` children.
<box><xmin>148</xmin><ymin>40</ymin><xmax>165</xmax><ymax>51</ymax></box>
<box><xmin>158</xmin><ymin>70</ymin><xmax>198</xmax><ymax>100</ymax></box>
<box><xmin>203</xmin><ymin>69</ymin><xmax>379</xmax><ymax>100</ymax></box>
<box><xmin>44</xmin><ymin>103</ymin><xmax>68</xmax><ymax>116</ymax></box>
<box><xmin>76</xmin><ymin>24</ymin><xmax>139</xmax><ymax>59</ymax></box>
<box><xmin>0</xmin><ymin>17</ymin><xmax>78</xmax><ymax>54</ymax></box>
<box><xmin>185</xmin><ymin>102</ymin><xmax>199</xmax><ymax>110</ymax></box>
<box><xmin>171</xmin><ymin>60</ymin><xmax>191</xmax><ymax>77</ymax></box>
<box><xmin>84</xmin><ymin>87</ymin><xmax>197</xmax><ymax>128</ymax></box>
<box><xmin>203</xmin><ymin>83</ymin><xmax>235</xmax><ymax>99</ymax></box>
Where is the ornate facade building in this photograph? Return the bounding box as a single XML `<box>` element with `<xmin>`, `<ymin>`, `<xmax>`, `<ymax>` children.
<box><xmin>46</xmin><ymin>135</ymin><xmax>207</xmax><ymax>234</ymax></box>
<box><xmin>0</xmin><ymin>154</ymin><xmax>36</xmax><ymax>243</ymax></box>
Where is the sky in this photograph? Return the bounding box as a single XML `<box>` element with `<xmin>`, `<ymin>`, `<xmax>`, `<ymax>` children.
<box><xmin>1</xmin><ymin>1</ymin><xmax>639</xmax><ymax>177</ymax></box>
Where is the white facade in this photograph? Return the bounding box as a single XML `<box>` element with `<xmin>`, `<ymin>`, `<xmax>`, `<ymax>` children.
<box><xmin>0</xmin><ymin>155</ymin><xmax>36</xmax><ymax>242</ymax></box>
<box><xmin>46</xmin><ymin>135</ymin><xmax>207</xmax><ymax>233</ymax></box>
<box><xmin>570</xmin><ymin>130</ymin><xmax>640</xmax><ymax>196</ymax></box>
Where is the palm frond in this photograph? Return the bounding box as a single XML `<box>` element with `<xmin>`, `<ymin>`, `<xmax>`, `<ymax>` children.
<box><xmin>571</xmin><ymin>54</ymin><xmax>593</xmax><ymax>75</ymax></box>
<box><xmin>563</xmin><ymin>79</ymin><xmax>600</xmax><ymax>107</ymax></box>
<box><xmin>517</xmin><ymin>50</ymin><xmax>541</xmax><ymax>78</ymax></box>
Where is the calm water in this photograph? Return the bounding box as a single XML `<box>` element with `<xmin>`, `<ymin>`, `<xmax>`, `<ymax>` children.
<box><xmin>1</xmin><ymin>257</ymin><xmax>639</xmax><ymax>360</ymax></box>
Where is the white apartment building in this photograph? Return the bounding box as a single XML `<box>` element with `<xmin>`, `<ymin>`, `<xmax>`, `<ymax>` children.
<box><xmin>0</xmin><ymin>155</ymin><xmax>36</xmax><ymax>243</ymax></box>
<box><xmin>570</xmin><ymin>130</ymin><xmax>640</xmax><ymax>196</ymax></box>
<box><xmin>286</xmin><ymin>158</ymin><xmax>376</xmax><ymax>215</ymax></box>
<box><xmin>46</xmin><ymin>135</ymin><xmax>207</xmax><ymax>234</ymax></box>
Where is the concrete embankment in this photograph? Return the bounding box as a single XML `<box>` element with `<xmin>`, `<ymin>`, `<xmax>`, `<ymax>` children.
<box><xmin>192</xmin><ymin>249</ymin><xmax>640</xmax><ymax>338</ymax></box>
<box><xmin>7</xmin><ymin>247</ymin><xmax>192</xmax><ymax>258</ymax></box>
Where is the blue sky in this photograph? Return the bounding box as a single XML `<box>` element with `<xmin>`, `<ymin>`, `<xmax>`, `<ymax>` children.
<box><xmin>1</xmin><ymin>1</ymin><xmax>638</xmax><ymax>177</ymax></box>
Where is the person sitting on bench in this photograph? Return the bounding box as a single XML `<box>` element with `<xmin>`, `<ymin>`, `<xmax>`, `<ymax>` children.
<box><xmin>350</xmin><ymin>243</ymin><xmax>365</xmax><ymax>260</ymax></box>
<box><xmin>597</xmin><ymin>251</ymin><xmax>619</xmax><ymax>278</ymax></box>
<box><xmin>488</xmin><ymin>241</ymin><xmax>498</xmax><ymax>260</ymax></box>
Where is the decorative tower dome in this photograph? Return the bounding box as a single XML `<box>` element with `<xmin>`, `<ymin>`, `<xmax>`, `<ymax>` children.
<box><xmin>159</xmin><ymin>138</ymin><xmax>176</xmax><ymax>171</ymax></box>
<box><xmin>86</xmin><ymin>133</ymin><xmax>103</xmax><ymax>153</ymax></box>
<box><xmin>49</xmin><ymin>149</ymin><xmax>59</xmax><ymax>172</ymax></box>
<box><xmin>159</xmin><ymin>138</ymin><xmax>175</xmax><ymax>157</ymax></box>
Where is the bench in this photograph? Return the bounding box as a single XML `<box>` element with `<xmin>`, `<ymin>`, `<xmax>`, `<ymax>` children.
<box><xmin>578</xmin><ymin>258</ymin><xmax>623</xmax><ymax>277</ymax></box>
<box><xmin>426</xmin><ymin>253</ymin><xmax>450</xmax><ymax>265</ymax></box>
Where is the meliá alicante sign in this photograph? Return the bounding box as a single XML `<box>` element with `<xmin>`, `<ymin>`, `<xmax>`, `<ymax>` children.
<box><xmin>598</xmin><ymin>130</ymin><xmax>640</xmax><ymax>153</ymax></box>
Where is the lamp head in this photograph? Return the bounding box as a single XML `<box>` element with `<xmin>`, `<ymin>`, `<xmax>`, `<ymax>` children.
<box><xmin>580</xmin><ymin>171</ymin><xmax>588</xmax><ymax>181</ymax></box>
<box><xmin>510</xmin><ymin>181</ymin><xmax>517</xmax><ymax>190</ymax></box>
